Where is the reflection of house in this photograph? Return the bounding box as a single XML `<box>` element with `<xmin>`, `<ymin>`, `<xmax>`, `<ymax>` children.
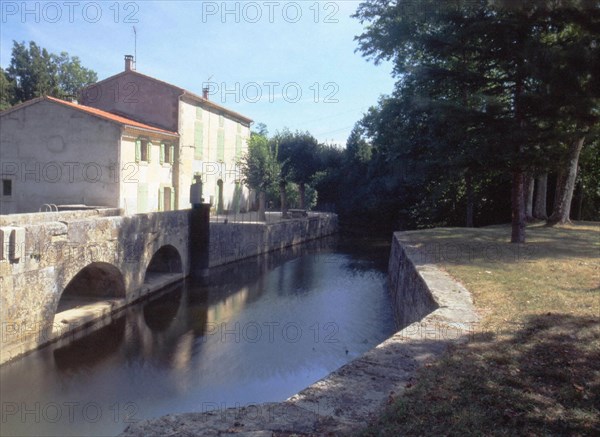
<box><xmin>0</xmin><ymin>56</ymin><xmax>253</xmax><ymax>215</ymax></box>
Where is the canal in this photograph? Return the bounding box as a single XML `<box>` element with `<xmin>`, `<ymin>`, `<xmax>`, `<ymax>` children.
<box><xmin>0</xmin><ymin>236</ymin><xmax>396</xmax><ymax>436</ymax></box>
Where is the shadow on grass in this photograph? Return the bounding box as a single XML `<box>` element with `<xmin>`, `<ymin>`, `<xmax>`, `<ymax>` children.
<box><xmin>358</xmin><ymin>313</ymin><xmax>600</xmax><ymax>436</ymax></box>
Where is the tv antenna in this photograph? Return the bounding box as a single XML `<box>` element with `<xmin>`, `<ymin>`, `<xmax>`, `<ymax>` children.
<box><xmin>133</xmin><ymin>26</ymin><xmax>137</xmax><ymax>67</ymax></box>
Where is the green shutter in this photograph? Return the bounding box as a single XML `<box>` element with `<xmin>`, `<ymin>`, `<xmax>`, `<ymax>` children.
<box><xmin>194</xmin><ymin>121</ymin><xmax>203</xmax><ymax>160</ymax></box>
<box><xmin>235</xmin><ymin>135</ymin><xmax>242</xmax><ymax>158</ymax></box>
<box><xmin>158</xmin><ymin>187</ymin><xmax>164</xmax><ymax>211</ymax></box>
<box><xmin>219</xmin><ymin>115</ymin><xmax>224</xmax><ymax>127</ymax></box>
<box><xmin>171</xmin><ymin>187</ymin><xmax>176</xmax><ymax>210</ymax></box>
<box><xmin>146</xmin><ymin>141</ymin><xmax>152</xmax><ymax>163</ymax></box>
<box><xmin>137</xmin><ymin>183</ymin><xmax>148</xmax><ymax>213</ymax></box>
<box><xmin>135</xmin><ymin>139</ymin><xmax>141</xmax><ymax>163</ymax></box>
<box><xmin>160</xmin><ymin>143</ymin><xmax>165</xmax><ymax>164</ymax></box>
<box><xmin>217</xmin><ymin>130</ymin><xmax>225</xmax><ymax>161</ymax></box>
<box><xmin>196</xmin><ymin>106</ymin><xmax>203</xmax><ymax>119</ymax></box>
<box><xmin>170</xmin><ymin>145</ymin><xmax>175</xmax><ymax>164</ymax></box>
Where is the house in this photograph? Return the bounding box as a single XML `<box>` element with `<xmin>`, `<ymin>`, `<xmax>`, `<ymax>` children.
<box><xmin>0</xmin><ymin>96</ymin><xmax>179</xmax><ymax>214</ymax></box>
<box><xmin>0</xmin><ymin>56</ymin><xmax>253</xmax><ymax>215</ymax></box>
<box><xmin>80</xmin><ymin>55</ymin><xmax>253</xmax><ymax>214</ymax></box>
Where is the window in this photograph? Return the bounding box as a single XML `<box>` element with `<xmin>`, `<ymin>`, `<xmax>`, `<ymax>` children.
<box><xmin>2</xmin><ymin>179</ymin><xmax>12</xmax><ymax>197</ymax></box>
<box><xmin>160</xmin><ymin>143</ymin><xmax>175</xmax><ymax>165</ymax></box>
<box><xmin>135</xmin><ymin>138</ymin><xmax>151</xmax><ymax>163</ymax></box>
<box><xmin>159</xmin><ymin>186</ymin><xmax>176</xmax><ymax>211</ymax></box>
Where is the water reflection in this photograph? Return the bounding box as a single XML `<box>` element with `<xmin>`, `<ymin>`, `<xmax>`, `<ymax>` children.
<box><xmin>0</xmin><ymin>236</ymin><xmax>396</xmax><ymax>437</ymax></box>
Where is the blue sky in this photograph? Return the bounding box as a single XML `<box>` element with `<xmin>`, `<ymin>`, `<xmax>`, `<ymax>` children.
<box><xmin>1</xmin><ymin>1</ymin><xmax>396</xmax><ymax>145</ymax></box>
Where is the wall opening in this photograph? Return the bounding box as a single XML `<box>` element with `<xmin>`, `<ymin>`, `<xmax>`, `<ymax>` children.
<box><xmin>57</xmin><ymin>262</ymin><xmax>126</xmax><ymax>313</ymax></box>
<box><xmin>144</xmin><ymin>245</ymin><xmax>183</xmax><ymax>283</ymax></box>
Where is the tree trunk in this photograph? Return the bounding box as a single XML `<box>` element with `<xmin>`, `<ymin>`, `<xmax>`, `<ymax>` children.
<box><xmin>279</xmin><ymin>180</ymin><xmax>287</xmax><ymax>217</ymax></box>
<box><xmin>548</xmin><ymin>137</ymin><xmax>585</xmax><ymax>225</ymax></box>
<box><xmin>511</xmin><ymin>170</ymin><xmax>526</xmax><ymax>243</ymax></box>
<box><xmin>299</xmin><ymin>182</ymin><xmax>306</xmax><ymax>209</ymax></box>
<box><xmin>576</xmin><ymin>179</ymin><xmax>584</xmax><ymax>221</ymax></box>
<box><xmin>465</xmin><ymin>172</ymin><xmax>474</xmax><ymax>227</ymax></box>
<box><xmin>533</xmin><ymin>173</ymin><xmax>548</xmax><ymax>220</ymax></box>
<box><xmin>258</xmin><ymin>190</ymin><xmax>266</xmax><ymax>222</ymax></box>
<box><xmin>524</xmin><ymin>174</ymin><xmax>534</xmax><ymax>221</ymax></box>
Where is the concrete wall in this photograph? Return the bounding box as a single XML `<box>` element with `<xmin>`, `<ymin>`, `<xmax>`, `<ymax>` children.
<box><xmin>0</xmin><ymin>210</ymin><xmax>190</xmax><ymax>364</ymax></box>
<box><xmin>178</xmin><ymin>98</ymin><xmax>251</xmax><ymax>212</ymax></box>
<box><xmin>80</xmin><ymin>71</ymin><xmax>181</xmax><ymax>132</ymax></box>
<box><xmin>0</xmin><ymin>101</ymin><xmax>121</xmax><ymax>214</ymax></box>
<box><xmin>208</xmin><ymin>213</ymin><xmax>338</xmax><ymax>268</ymax></box>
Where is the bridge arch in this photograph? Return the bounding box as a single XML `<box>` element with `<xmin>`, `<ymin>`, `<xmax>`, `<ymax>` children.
<box><xmin>143</xmin><ymin>244</ymin><xmax>183</xmax><ymax>280</ymax></box>
<box><xmin>57</xmin><ymin>262</ymin><xmax>126</xmax><ymax>313</ymax></box>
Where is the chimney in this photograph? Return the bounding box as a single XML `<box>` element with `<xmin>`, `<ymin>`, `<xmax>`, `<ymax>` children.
<box><xmin>202</xmin><ymin>86</ymin><xmax>209</xmax><ymax>100</ymax></box>
<box><xmin>125</xmin><ymin>55</ymin><xmax>135</xmax><ymax>71</ymax></box>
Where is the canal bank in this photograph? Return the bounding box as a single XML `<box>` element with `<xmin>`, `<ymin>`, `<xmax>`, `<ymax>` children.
<box><xmin>119</xmin><ymin>231</ymin><xmax>480</xmax><ymax>436</ymax></box>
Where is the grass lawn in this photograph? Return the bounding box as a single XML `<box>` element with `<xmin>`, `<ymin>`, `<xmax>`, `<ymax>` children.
<box><xmin>358</xmin><ymin>222</ymin><xmax>599</xmax><ymax>436</ymax></box>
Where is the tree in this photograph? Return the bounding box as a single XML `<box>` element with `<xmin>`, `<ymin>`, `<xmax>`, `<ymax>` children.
<box><xmin>275</xmin><ymin>130</ymin><xmax>322</xmax><ymax>209</ymax></box>
<box><xmin>353</xmin><ymin>0</ymin><xmax>600</xmax><ymax>240</ymax></box>
<box><xmin>5</xmin><ymin>41</ymin><xmax>97</xmax><ymax>106</ymax></box>
<box><xmin>0</xmin><ymin>68</ymin><xmax>15</xmax><ymax>110</ymax></box>
<box><xmin>239</xmin><ymin>130</ymin><xmax>280</xmax><ymax>221</ymax></box>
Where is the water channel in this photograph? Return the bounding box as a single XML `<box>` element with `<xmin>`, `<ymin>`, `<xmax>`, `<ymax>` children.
<box><xmin>0</xmin><ymin>236</ymin><xmax>396</xmax><ymax>436</ymax></box>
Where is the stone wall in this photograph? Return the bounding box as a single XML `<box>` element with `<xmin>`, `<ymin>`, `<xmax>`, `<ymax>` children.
<box><xmin>0</xmin><ymin>208</ymin><xmax>122</xmax><ymax>226</ymax></box>
<box><xmin>208</xmin><ymin>213</ymin><xmax>338</xmax><ymax>268</ymax></box>
<box><xmin>0</xmin><ymin>210</ymin><xmax>190</xmax><ymax>365</ymax></box>
<box><xmin>388</xmin><ymin>233</ymin><xmax>439</xmax><ymax>328</ymax></box>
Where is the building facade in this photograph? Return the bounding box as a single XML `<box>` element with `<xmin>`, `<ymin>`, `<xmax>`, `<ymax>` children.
<box><xmin>0</xmin><ymin>57</ymin><xmax>253</xmax><ymax>215</ymax></box>
<box><xmin>0</xmin><ymin>97</ymin><xmax>178</xmax><ymax>215</ymax></box>
<box><xmin>80</xmin><ymin>56</ymin><xmax>253</xmax><ymax>214</ymax></box>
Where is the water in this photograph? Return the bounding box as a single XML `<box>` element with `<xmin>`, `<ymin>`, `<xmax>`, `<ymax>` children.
<box><xmin>0</xmin><ymin>236</ymin><xmax>396</xmax><ymax>437</ymax></box>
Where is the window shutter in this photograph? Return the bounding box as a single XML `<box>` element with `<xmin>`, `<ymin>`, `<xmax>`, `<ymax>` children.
<box><xmin>217</xmin><ymin>130</ymin><xmax>225</xmax><ymax>161</ymax></box>
<box><xmin>146</xmin><ymin>141</ymin><xmax>152</xmax><ymax>163</ymax></box>
<box><xmin>235</xmin><ymin>135</ymin><xmax>242</xmax><ymax>158</ymax></box>
<box><xmin>194</xmin><ymin>121</ymin><xmax>203</xmax><ymax>160</ymax></box>
<box><xmin>158</xmin><ymin>187</ymin><xmax>164</xmax><ymax>211</ymax></box>
<box><xmin>170</xmin><ymin>187</ymin><xmax>176</xmax><ymax>210</ymax></box>
<box><xmin>170</xmin><ymin>145</ymin><xmax>175</xmax><ymax>164</ymax></box>
<box><xmin>160</xmin><ymin>143</ymin><xmax>165</xmax><ymax>165</ymax></box>
<box><xmin>135</xmin><ymin>139</ymin><xmax>141</xmax><ymax>163</ymax></box>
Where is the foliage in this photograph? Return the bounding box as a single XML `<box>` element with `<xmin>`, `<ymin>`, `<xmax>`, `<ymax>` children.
<box><xmin>239</xmin><ymin>131</ymin><xmax>280</xmax><ymax>194</ymax></box>
<box><xmin>3</xmin><ymin>41</ymin><xmax>97</xmax><ymax>107</ymax></box>
<box><xmin>327</xmin><ymin>0</ymin><xmax>600</xmax><ymax>235</ymax></box>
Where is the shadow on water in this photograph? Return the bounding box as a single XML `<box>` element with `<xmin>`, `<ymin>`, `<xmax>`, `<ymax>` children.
<box><xmin>0</xmin><ymin>235</ymin><xmax>396</xmax><ymax>437</ymax></box>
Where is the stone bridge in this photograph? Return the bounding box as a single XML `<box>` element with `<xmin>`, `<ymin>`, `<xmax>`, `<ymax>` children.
<box><xmin>0</xmin><ymin>208</ymin><xmax>337</xmax><ymax>365</ymax></box>
<box><xmin>0</xmin><ymin>208</ymin><xmax>193</xmax><ymax>365</ymax></box>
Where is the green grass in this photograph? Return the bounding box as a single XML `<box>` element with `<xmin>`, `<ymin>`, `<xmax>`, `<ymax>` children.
<box><xmin>358</xmin><ymin>222</ymin><xmax>600</xmax><ymax>437</ymax></box>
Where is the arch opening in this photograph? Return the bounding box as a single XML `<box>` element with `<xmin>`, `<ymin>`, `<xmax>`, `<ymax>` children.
<box><xmin>57</xmin><ymin>262</ymin><xmax>126</xmax><ymax>313</ymax></box>
<box><xmin>143</xmin><ymin>245</ymin><xmax>183</xmax><ymax>285</ymax></box>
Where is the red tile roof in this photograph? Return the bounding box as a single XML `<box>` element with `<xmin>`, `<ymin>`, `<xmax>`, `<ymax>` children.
<box><xmin>45</xmin><ymin>96</ymin><xmax>178</xmax><ymax>136</ymax></box>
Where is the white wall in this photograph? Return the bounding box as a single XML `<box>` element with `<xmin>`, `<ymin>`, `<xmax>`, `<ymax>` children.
<box><xmin>178</xmin><ymin>98</ymin><xmax>251</xmax><ymax>212</ymax></box>
<box><xmin>0</xmin><ymin>101</ymin><xmax>121</xmax><ymax>214</ymax></box>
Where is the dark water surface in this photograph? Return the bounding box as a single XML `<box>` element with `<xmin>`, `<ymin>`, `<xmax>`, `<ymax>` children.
<box><xmin>0</xmin><ymin>236</ymin><xmax>396</xmax><ymax>436</ymax></box>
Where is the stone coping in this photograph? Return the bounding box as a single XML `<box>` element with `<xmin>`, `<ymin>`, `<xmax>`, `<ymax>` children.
<box><xmin>120</xmin><ymin>232</ymin><xmax>480</xmax><ymax>436</ymax></box>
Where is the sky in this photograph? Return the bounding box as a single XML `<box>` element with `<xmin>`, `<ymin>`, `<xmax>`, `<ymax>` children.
<box><xmin>0</xmin><ymin>1</ymin><xmax>396</xmax><ymax>146</ymax></box>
